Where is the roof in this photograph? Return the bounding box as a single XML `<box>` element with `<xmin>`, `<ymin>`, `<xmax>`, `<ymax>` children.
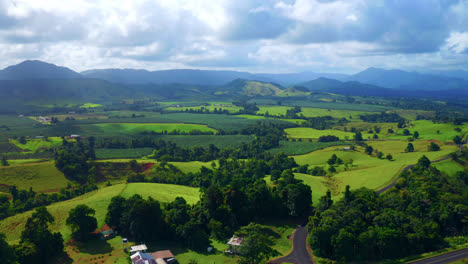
<box><xmin>131</xmin><ymin>252</ymin><xmax>156</xmax><ymax>264</ymax></box>
<box><xmin>155</xmin><ymin>258</ymin><xmax>167</xmax><ymax>264</ymax></box>
<box><xmin>151</xmin><ymin>250</ymin><xmax>174</xmax><ymax>259</ymax></box>
<box><xmin>130</xmin><ymin>244</ymin><xmax>148</xmax><ymax>253</ymax></box>
<box><xmin>227</xmin><ymin>236</ymin><xmax>243</xmax><ymax>246</ymax></box>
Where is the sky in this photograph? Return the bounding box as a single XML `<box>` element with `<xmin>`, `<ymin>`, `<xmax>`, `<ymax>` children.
<box><xmin>0</xmin><ymin>0</ymin><xmax>467</xmax><ymax>73</ymax></box>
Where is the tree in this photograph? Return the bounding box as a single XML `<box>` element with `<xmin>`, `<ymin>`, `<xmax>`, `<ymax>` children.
<box><xmin>105</xmin><ymin>196</ymin><xmax>126</xmax><ymax>228</ymax></box>
<box><xmin>428</xmin><ymin>142</ymin><xmax>440</xmax><ymax>151</ymax></box>
<box><xmin>377</xmin><ymin>152</ymin><xmax>384</xmax><ymax>159</ymax></box>
<box><xmin>236</xmin><ymin>223</ymin><xmax>279</xmax><ymax>264</ymax></box>
<box><xmin>403</xmin><ymin>129</ymin><xmax>410</xmax><ymax>136</ymax></box>
<box><xmin>328</xmin><ymin>166</ymin><xmax>336</xmax><ymax>173</ymax></box>
<box><xmin>354</xmin><ymin>132</ymin><xmax>363</xmax><ymax>142</ymax></box>
<box><xmin>453</xmin><ymin>135</ymin><xmax>462</xmax><ymax>145</ymax></box>
<box><xmin>387</xmin><ymin>128</ymin><xmax>394</xmax><ymax>134</ymax></box>
<box><xmin>417</xmin><ymin>155</ymin><xmax>431</xmax><ymax>169</ymax></box>
<box><xmin>0</xmin><ymin>232</ymin><xmax>17</xmax><ymax>264</ymax></box>
<box><xmin>20</xmin><ymin>206</ymin><xmax>63</xmax><ymax>263</ymax></box>
<box><xmin>66</xmin><ymin>204</ymin><xmax>97</xmax><ymax>242</ymax></box>
<box><xmin>327</xmin><ymin>154</ymin><xmax>338</xmax><ymax>165</ymax></box>
<box><xmin>386</xmin><ymin>154</ymin><xmax>393</xmax><ymax>161</ymax></box>
<box><xmin>413</xmin><ymin>131</ymin><xmax>419</xmax><ymax>139</ymax></box>
<box><xmin>405</xmin><ymin>143</ymin><xmax>414</xmax><ymax>152</ymax></box>
<box><xmin>1</xmin><ymin>156</ymin><xmax>8</xmax><ymax>166</ymax></box>
<box><xmin>365</xmin><ymin>146</ymin><xmax>374</xmax><ymax>155</ymax></box>
<box><xmin>270</xmin><ymin>169</ymin><xmax>281</xmax><ymax>182</ymax></box>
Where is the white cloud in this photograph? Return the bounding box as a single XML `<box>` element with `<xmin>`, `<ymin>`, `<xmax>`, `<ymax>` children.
<box><xmin>444</xmin><ymin>31</ymin><xmax>468</xmax><ymax>53</ymax></box>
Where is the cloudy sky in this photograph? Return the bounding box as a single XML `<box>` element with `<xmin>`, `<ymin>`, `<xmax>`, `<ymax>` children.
<box><xmin>0</xmin><ymin>0</ymin><xmax>467</xmax><ymax>73</ymax></box>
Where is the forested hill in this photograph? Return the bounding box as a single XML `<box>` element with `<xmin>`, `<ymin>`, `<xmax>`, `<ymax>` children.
<box><xmin>0</xmin><ymin>60</ymin><xmax>82</xmax><ymax>80</ymax></box>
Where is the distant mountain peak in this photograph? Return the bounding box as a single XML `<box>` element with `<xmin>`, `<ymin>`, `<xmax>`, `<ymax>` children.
<box><xmin>0</xmin><ymin>60</ymin><xmax>82</xmax><ymax>80</ymax></box>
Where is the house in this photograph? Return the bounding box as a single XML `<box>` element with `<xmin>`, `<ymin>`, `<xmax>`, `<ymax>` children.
<box><xmin>69</xmin><ymin>134</ymin><xmax>81</xmax><ymax>138</ymax></box>
<box><xmin>131</xmin><ymin>252</ymin><xmax>156</xmax><ymax>264</ymax></box>
<box><xmin>99</xmin><ymin>229</ymin><xmax>114</xmax><ymax>240</ymax></box>
<box><xmin>151</xmin><ymin>250</ymin><xmax>177</xmax><ymax>264</ymax></box>
<box><xmin>227</xmin><ymin>236</ymin><xmax>244</xmax><ymax>254</ymax></box>
<box><xmin>130</xmin><ymin>244</ymin><xmax>148</xmax><ymax>253</ymax></box>
<box><xmin>342</xmin><ymin>147</ymin><xmax>351</xmax><ymax>151</ymax></box>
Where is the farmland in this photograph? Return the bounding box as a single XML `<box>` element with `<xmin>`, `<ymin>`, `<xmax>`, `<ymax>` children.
<box><xmin>82</xmin><ymin>123</ymin><xmax>217</xmax><ymax>135</ymax></box>
<box><xmin>285</xmin><ymin>127</ymin><xmax>354</xmax><ymax>139</ymax></box>
<box><xmin>0</xmin><ymin>182</ymin><xmax>200</xmax><ymax>244</ymax></box>
<box><xmin>95</xmin><ymin>148</ymin><xmax>153</xmax><ymax>159</ymax></box>
<box><xmin>388</xmin><ymin>120</ymin><xmax>468</xmax><ymax>141</ymax></box>
<box><xmin>10</xmin><ymin>136</ymin><xmax>64</xmax><ymax>152</ymax></box>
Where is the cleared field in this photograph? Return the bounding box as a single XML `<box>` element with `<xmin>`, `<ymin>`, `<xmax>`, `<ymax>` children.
<box><xmin>388</xmin><ymin>109</ymin><xmax>435</xmax><ymax>121</ymax></box>
<box><xmin>294</xmin><ymin>173</ymin><xmax>328</xmax><ymax>204</ymax></box>
<box><xmin>257</xmin><ymin>106</ymin><xmax>292</xmax><ymax>116</ymax></box>
<box><xmin>389</xmin><ymin>120</ymin><xmax>468</xmax><ymax>141</ymax></box>
<box><xmin>299</xmin><ymin>108</ymin><xmax>368</xmax><ymax>119</ymax></box>
<box><xmin>159</xmin><ymin>134</ymin><xmax>255</xmax><ymax>149</ymax></box>
<box><xmin>335</xmin><ymin>122</ymin><xmax>398</xmax><ymax>138</ymax></box>
<box><xmin>10</xmin><ymin>136</ymin><xmax>64</xmax><ymax>152</ymax></box>
<box><xmin>169</xmin><ymin>161</ymin><xmax>217</xmax><ymax>173</ymax></box>
<box><xmin>0</xmin><ymin>162</ymin><xmax>70</xmax><ymax>192</ymax></box>
<box><xmin>292</xmin><ymin>141</ymin><xmax>459</xmax><ymax>196</ymax></box>
<box><xmin>0</xmin><ymin>183</ymin><xmax>200</xmax><ymax>244</ymax></box>
<box><xmin>433</xmin><ymin>160</ymin><xmax>465</xmax><ymax>176</ymax></box>
<box><xmin>268</xmin><ymin>140</ymin><xmax>347</xmax><ymax>155</ymax></box>
<box><xmin>95</xmin><ymin>148</ymin><xmax>153</xmax><ymax>159</ymax></box>
<box><xmin>82</xmin><ymin>123</ymin><xmax>217</xmax><ymax>135</ymax></box>
<box><xmin>285</xmin><ymin>127</ymin><xmax>354</xmax><ymax>139</ymax></box>
<box><xmin>79</xmin><ymin>103</ymin><xmax>103</xmax><ymax>108</ymax></box>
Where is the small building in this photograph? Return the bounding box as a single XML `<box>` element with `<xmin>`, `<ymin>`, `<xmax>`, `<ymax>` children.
<box><xmin>227</xmin><ymin>236</ymin><xmax>244</xmax><ymax>254</ymax></box>
<box><xmin>342</xmin><ymin>147</ymin><xmax>351</xmax><ymax>151</ymax></box>
<box><xmin>131</xmin><ymin>252</ymin><xmax>156</xmax><ymax>264</ymax></box>
<box><xmin>69</xmin><ymin>134</ymin><xmax>81</xmax><ymax>138</ymax></box>
<box><xmin>151</xmin><ymin>250</ymin><xmax>177</xmax><ymax>264</ymax></box>
<box><xmin>130</xmin><ymin>244</ymin><xmax>148</xmax><ymax>254</ymax></box>
<box><xmin>99</xmin><ymin>229</ymin><xmax>114</xmax><ymax>240</ymax></box>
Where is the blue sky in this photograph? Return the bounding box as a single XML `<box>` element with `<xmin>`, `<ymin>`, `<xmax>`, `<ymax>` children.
<box><xmin>0</xmin><ymin>0</ymin><xmax>467</xmax><ymax>73</ymax></box>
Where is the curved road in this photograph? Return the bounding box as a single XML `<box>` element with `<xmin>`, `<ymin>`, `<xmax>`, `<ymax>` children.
<box><xmin>269</xmin><ymin>225</ymin><xmax>313</xmax><ymax>264</ymax></box>
<box><xmin>409</xmin><ymin>248</ymin><xmax>468</xmax><ymax>264</ymax></box>
<box><xmin>269</xmin><ymin>137</ymin><xmax>468</xmax><ymax>264</ymax></box>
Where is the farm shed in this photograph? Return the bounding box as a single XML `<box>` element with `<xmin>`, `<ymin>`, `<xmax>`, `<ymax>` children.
<box><xmin>131</xmin><ymin>252</ymin><xmax>156</xmax><ymax>264</ymax></box>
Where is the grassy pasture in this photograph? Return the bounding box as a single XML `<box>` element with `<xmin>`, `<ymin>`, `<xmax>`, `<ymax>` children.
<box><xmin>268</xmin><ymin>140</ymin><xmax>347</xmax><ymax>155</ymax></box>
<box><xmin>82</xmin><ymin>123</ymin><xmax>217</xmax><ymax>135</ymax></box>
<box><xmin>432</xmin><ymin>160</ymin><xmax>465</xmax><ymax>176</ymax></box>
<box><xmin>0</xmin><ymin>162</ymin><xmax>70</xmax><ymax>192</ymax></box>
<box><xmin>294</xmin><ymin>173</ymin><xmax>328</xmax><ymax>204</ymax></box>
<box><xmin>10</xmin><ymin>136</ymin><xmax>63</xmax><ymax>152</ymax></box>
<box><xmin>0</xmin><ymin>183</ymin><xmax>200</xmax><ymax>244</ymax></box>
<box><xmin>388</xmin><ymin>109</ymin><xmax>435</xmax><ymax>121</ymax></box>
<box><xmin>389</xmin><ymin>120</ymin><xmax>468</xmax><ymax>141</ymax></box>
<box><xmin>285</xmin><ymin>127</ymin><xmax>354</xmax><ymax>139</ymax></box>
<box><xmin>158</xmin><ymin>134</ymin><xmax>255</xmax><ymax>149</ymax></box>
<box><xmin>79</xmin><ymin>103</ymin><xmax>103</xmax><ymax>108</ymax></box>
<box><xmin>166</xmin><ymin>103</ymin><xmax>243</xmax><ymax>113</ymax></box>
<box><xmin>95</xmin><ymin>148</ymin><xmax>153</xmax><ymax>159</ymax></box>
<box><xmin>299</xmin><ymin>108</ymin><xmax>368</xmax><ymax>119</ymax></box>
<box><xmin>169</xmin><ymin>161</ymin><xmax>217</xmax><ymax>173</ymax></box>
<box><xmin>292</xmin><ymin>141</ymin><xmax>459</xmax><ymax>196</ymax></box>
<box><xmin>335</xmin><ymin>122</ymin><xmax>398</xmax><ymax>137</ymax></box>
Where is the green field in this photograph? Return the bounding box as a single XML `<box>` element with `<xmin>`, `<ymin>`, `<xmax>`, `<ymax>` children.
<box><xmin>433</xmin><ymin>160</ymin><xmax>465</xmax><ymax>176</ymax></box>
<box><xmin>299</xmin><ymin>108</ymin><xmax>368</xmax><ymax>119</ymax></box>
<box><xmin>10</xmin><ymin>136</ymin><xmax>64</xmax><ymax>152</ymax></box>
<box><xmin>82</xmin><ymin>123</ymin><xmax>217</xmax><ymax>135</ymax></box>
<box><xmin>388</xmin><ymin>109</ymin><xmax>435</xmax><ymax>121</ymax></box>
<box><xmin>285</xmin><ymin>127</ymin><xmax>354</xmax><ymax>139</ymax></box>
<box><xmin>292</xmin><ymin>141</ymin><xmax>459</xmax><ymax>196</ymax></box>
<box><xmin>166</xmin><ymin>103</ymin><xmax>243</xmax><ymax>113</ymax></box>
<box><xmin>389</xmin><ymin>120</ymin><xmax>468</xmax><ymax>141</ymax></box>
<box><xmin>95</xmin><ymin>148</ymin><xmax>153</xmax><ymax>159</ymax></box>
<box><xmin>158</xmin><ymin>134</ymin><xmax>255</xmax><ymax>149</ymax></box>
<box><xmin>257</xmin><ymin>105</ymin><xmax>292</xmax><ymax>116</ymax></box>
<box><xmin>0</xmin><ymin>183</ymin><xmax>200</xmax><ymax>244</ymax></box>
<box><xmin>169</xmin><ymin>161</ymin><xmax>217</xmax><ymax>173</ymax></box>
<box><xmin>294</xmin><ymin>173</ymin><xmax>328</xmax><ymax>204</ymax></box>
<box><xmin>268</xmin><ymin>140</ymin><xmax>347</xmax><ymax>155</ymax></box>
<box><xmin>79</xmin><ymin>103</ymin><xmax>103</xmax><ymax>108</ymax></box>
<box><xmin>0</xmin><ymin>162</ymin><xmax>70</xmax><ymax>192</ymax></box>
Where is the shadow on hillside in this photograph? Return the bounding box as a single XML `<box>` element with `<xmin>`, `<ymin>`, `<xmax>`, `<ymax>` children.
<box><xmin>77</xmin><ymin>239</ymin><xmax>113</xmax><ymax>254</ymax></box>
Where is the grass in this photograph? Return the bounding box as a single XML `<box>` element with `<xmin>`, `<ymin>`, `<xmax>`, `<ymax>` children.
<box><xmin>166</xmin><ymin>103</ymin><xmax>243</xmax><ymax>113</ymax></box>
<box><xmin>169</xmin><ymin>161</ymin><xmax>217</xmax><ymax>173</ymax></box>
<box><xmin>388</xmin><ymin>120</ymin><xmax>468</xmax><ymax>142</ymax></box>
<box><xmin>82</xmin><ymin>123</ymin><xmax>217</xmax><ymax>135</ymax></box>
<box><xmin>268</xmin><ymin>140</ymin><xmax>347</xmax><ymax>155</ymax></box>
<box><xmin>295</xmin><ymin>173</ymin><xmax>328</xmax><ymax>204</ymax></box>
<box><xmin>0</xmin><ymin>162</ymin><xmax>70</xmax><ymax>192</ymax></box>
<box><xmin>158</xmin><ymin>134</ymin><xmax>255</xmax><ymax>149</ymax></box>
<box><xmin>433</xmin><ymin>160</ymin><xmax>465</xmax><ymax>176</ymax></box>
<box><xmin>388</xmin><ymin>109</ymin><xmax>435</xmax><ymax>121</ymax></box>
<box><xmin>95</xmin><ymin>148</ymin><xmax>153</xmax><ymax>159</ymax></box>
<box><xmin>0</xmin><ymin>183</ymin><xmax>200</xmax><ymax>244</ymax></box>
<box><xmin>299</xmin><ymin>108</ymin><xmax>368</xmax><ymax>119</ymax></box>
<box><xmin>79</xmin><ymin>103</ymin><xmax>103</xmax><ymax>108</ymax></box>
<box><xmin>257</xmin><ymin>106</ymin><xmax>292</xmax><ymax>116</ymax></box>
<box><xmin>10</xmin><ymin>136</ymin><xmax>64</xmax><ymax>152</ymax></box>
<box><xmin>292</xmin><ymin>141</ymin><xmax>459</xmax><ymax>197</ymax></box>
<box><xmin>285</xmin><ymin>127</ymin><xmax>355</xmax><ymax>140</ymax></box>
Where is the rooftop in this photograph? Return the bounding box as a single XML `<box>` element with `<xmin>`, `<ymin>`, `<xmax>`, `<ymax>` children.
<box><xmin>130</xmin><ymin>244</ymin><xmax>148</xmax><ymax>253</ymax></box>
<box><xmin>151</xmin><ymin>250</ymin><xmax>174</xmax><ymax>259</ymax></box>
<box><xmin>227</xmin><ymin>236</ymin><xmax>243</xmax><ymax>246</ymax></box>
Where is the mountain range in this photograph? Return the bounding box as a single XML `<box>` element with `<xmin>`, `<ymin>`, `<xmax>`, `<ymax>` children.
<box><xmin>0</xmin><ymin>60</ymin><xmax>467</xmax><ymax>105</ymax></box>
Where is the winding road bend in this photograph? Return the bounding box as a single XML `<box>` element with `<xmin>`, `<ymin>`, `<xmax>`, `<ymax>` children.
<box><xmin>268</xmin><ymin>225</ymin><xmax>314</xmax><ymax>264</ymax></box>
<box><xmin>408</xmin><ymin>248</ymin><xmax>468</xmax><ymax>264</ymax></box>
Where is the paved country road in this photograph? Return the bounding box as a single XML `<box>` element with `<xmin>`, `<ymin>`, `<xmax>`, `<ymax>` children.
<box><xmin>408</xmin><ymin>248</ymin><xmax>468</xmax><ymax>264</ymax></box>
<box><xmin>268</xmin><ymin>225</ymin><xmax>314</xmax><ymax>264</ymax></box>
